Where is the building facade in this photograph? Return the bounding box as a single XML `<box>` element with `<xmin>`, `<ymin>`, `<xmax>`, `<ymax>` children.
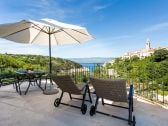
<box><xmin>122</xmin><ymin>39</ymin><xmax>162</xmax><ymax>59</ymax></box>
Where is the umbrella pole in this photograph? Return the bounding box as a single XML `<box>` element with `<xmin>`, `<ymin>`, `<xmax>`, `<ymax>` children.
<box><xmin>43</xmin><ymin>27</ymin><xmax>59</xmax><ymax>95</ymax></box>
<box><xmin>49</xmin><ymin>28</ymin><xmax>52</xmax><ymax>84</ymax></box>
<box><xmin>49</xmin><ymin>28</ymin><xmax>52</xmax><ymax>75</ymax></box>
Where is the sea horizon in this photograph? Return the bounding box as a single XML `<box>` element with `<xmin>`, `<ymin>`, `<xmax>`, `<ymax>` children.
<box><xmin>68</xmin><ymin>57</ymin><xmax>114</xmax><ymax>72</ymax></box>
<box><xmin>68</xmin><ymin>57</ymin><xmax>115</xmax><ymax>64</ymax></box>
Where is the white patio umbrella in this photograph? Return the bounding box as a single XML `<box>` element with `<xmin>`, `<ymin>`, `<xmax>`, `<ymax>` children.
<box><xmin>0</xmin><ymin>18</ymin><xmax>94</xmax><ymax>74</ymax></box>
<box><xmin>0</xmin><ymin>18</ymin><xmax>94</xmax><ymax>94</ymax></box>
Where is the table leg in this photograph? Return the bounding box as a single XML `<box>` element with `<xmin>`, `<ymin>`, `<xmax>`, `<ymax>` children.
<box><xmin>25</xmin><ymin>81</ymin><xmax>31</xmax><ymax>95</ymax></box>
<box><xmin>36</xmin><ymin>77</ymin><xmax>44</xmax><ymax>91</ymax></box>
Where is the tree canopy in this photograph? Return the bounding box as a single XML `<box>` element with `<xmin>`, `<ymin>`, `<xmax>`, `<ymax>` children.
<box><xmin>106</xmin><ymin>49</ymin><xmax>168</xmax><ymax>91</ymax></box>
<box><xmin>0</xmin><ymin>53</ymin><xmax>81</xmax><ymax>76</ymax></box>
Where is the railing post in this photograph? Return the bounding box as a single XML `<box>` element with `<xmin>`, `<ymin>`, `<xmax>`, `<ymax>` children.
<box><xmin>147</xmin><ymin>80</ymin><xmax>149</xmax><ymax>98</ymax></box>
<box><xmin>138</xmin><ymin>82</ymin><xmax>140</xmax><ymax>95</ymax></box>
<box><xmin>156</xmin><ymin>82</ymin><xmax>158</xmax><ymax>101</ymax></box>
<box><xmin>88</xmin><ymin>65</ymin><xmax>90</xmax><ymax>79</ymax></box>
<box><xmin>151</xmin><ymin>80</ymin><xmax>153</xmax><ymax>101</ymax></box>
<box><xmin>142</xmin><ymin>82</ymin><xmax>144</xmax><ymax>95</ymax></box>
<box><xmin>92</xmin><ymin>64</ymin><xmax>94</xmax><ymax>76</ymax></box>
<box><xmin>75</xmin><ymin>64</ymin><xmax>77</xmax><ymax>83</ymax></box>
<box><xmin>162</xmin><ymin>81</ymin><xmax>164</xmax><ymax>104</ymax></box>
<box><xmin>99</xmin><ymin>64</ymin><xmax>100</xmax><ymax>78</ymax></box>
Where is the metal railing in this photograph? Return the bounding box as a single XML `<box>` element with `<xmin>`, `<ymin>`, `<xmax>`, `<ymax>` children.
<box><xmin>1</xmin><ymin>64</ymin><xmax>168</xmax><ymax>105</ymax></box>
<box><xmin>58</xmin><ymin>63</ymin><xmax>168</xmax><ymax>105</ymax></box>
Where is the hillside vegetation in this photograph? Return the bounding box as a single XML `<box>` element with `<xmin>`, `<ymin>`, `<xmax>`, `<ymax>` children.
<box><xmin>0</xmin><ymin>54</ymin><xmax>81</xmax><ymax>75</ymax></box>
<box><xmin>106</xmin><ymin>49</ymin><xmax>168</xmax><ymax>94</ymax></box>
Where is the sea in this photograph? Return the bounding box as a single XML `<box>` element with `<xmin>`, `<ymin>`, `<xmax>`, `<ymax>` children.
<box><xmin>81</xmin><ymin>63</ymin><xmax>103</xmax><ymax>73</ymax></box>
<box><xmin>69</xmin><ymin>57</ymin><xmax>114</xmax><ymax>72</ymax></box>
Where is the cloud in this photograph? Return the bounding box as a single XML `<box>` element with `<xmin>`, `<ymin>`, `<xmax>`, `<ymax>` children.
<box><xmin>26</xmin><ymin>0</ymin><xmax>50</xmax><ymax>8</ymax></box>
<box><xmin>65</xmin><ymin>0</ymin><xmax>78</xmax><ymax>2</ymax></box>
<box><xmin>93</xmin><ymin>0</ymin><xmax>119</xmax><ymax>12</ymax></box>
<box><xmin>96</xmin><ymin>35</ymin><xmax>133</xmax><ymax>43</ymax></box>
<box><xmin>0</xmin><ymin>0</ymin><xmax>74</xmax><ymax>22</ymax></box>
<box><xmin>51</xmin><ymin>40</ymin><xmax>116</xmax><ymax>58</ymax></box>
<box><xmin>110</xmin><ymin>35</ymin><xmax>133</xmax><ymax>40</ymax></box>
<box><xmin>93</xmin><ymin>4</ymin><xmax>111</xmax><ymax>11</ymax></box>
<box><xmin>0</xmin><ymin>37</ymin><xmax>124</xmax><ymax>58</ymax></box>
<box><xmin>0</xmin><ymin>39</ymin><xmax>48</xmax><ymax>56</ymax></box>
<box><xmin>144</xmin><ymin>22</ymin><xmax>168</xmax><ymax>32</ymax></box>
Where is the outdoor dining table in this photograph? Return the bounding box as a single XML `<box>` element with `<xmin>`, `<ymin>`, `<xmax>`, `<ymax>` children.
<box><xmin>15</xmin><ymin>69</ymin><xmax>46</xmax><ymax>95</ymax></box>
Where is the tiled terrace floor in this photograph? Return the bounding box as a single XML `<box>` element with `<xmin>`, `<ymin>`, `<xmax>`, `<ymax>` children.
<box><xmin>0</xmin><ymin>82</ymin><xmax>168</xmax><ymax>126</ymax></box>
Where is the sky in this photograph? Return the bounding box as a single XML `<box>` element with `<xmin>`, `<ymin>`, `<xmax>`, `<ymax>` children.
<box><xmin>0</xmin><ymin>0</ymin><xmax>168</xmax><ymax>58</ymax></box>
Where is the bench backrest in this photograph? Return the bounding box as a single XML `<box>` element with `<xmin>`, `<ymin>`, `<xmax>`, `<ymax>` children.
<box><xmin>90</xmin><ymin>77</ymin><xmax>128</xmax><ymax>102</ymax></box>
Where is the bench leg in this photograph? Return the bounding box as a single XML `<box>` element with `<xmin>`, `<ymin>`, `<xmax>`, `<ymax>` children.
<box><xmin>102</xmin><ymin>98</ymin><xmax>105</xmax><ymax>105</ymax></box>
<box><xmin>95</xmin><ymin>96</ymin><xmax>99</xmax><ymax>110</ymax></box>
<box><xmin>87</xmin><ymin>85</ymin><xmax>92</xmax><ymax>103</ymax></box>
<box><xmin>69</xmin><ymin>93</ymin><xmax>72</xmax><ymax>100</ymax></box>
<box><xmin>128</xmin><ymin>98</ymin><xmax>133</xmax><ymax>125</ymax></box>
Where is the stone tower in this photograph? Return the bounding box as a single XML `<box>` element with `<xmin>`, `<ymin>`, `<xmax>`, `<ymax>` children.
<box><xmin>146</xmin><ymin>38</ymin><xmax>151</xmax><ymax>50</ymax></box>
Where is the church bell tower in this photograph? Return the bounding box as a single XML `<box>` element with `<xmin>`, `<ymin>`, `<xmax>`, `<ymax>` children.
<box><xmin>146</xmin><ymin>38</ymin><xmax>151</xmax><ymax>50</ymax></box>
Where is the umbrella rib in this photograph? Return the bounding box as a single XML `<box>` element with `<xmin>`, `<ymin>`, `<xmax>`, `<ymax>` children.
<box><xmin>72</xmin><ymin>29</ymin><xmax>90</xmax><ymax>36</ymax></box>
<box><xmin>2</xmin><ymin>23</ymin><xmax>48</xmax><ymax>38</ymax></box>
<box><xmin>51</xmin><ymin>27</ymin><xmax>56</xmax><ymax>33</ymax></box>
<box><xmin>22</xmin><ymin>21</ymin><xmax>49</xmax><ymax>34</ymax></box>
<box><xmin>31</xmin><ymin>26</ymin><xmax>44</xmax><ymax>32</ymax></box>
<box><xmin>51</xmin><ymin>28</ymin><xmax>63</xmax><ymax>34</ymax></box>
<box><xmin>53</xmin><ymin>33</ymin><xmax>59</xmax><ymax>45</ymax></box>
<box><xmin>61</xmin><ymin>29</ymin><xmax>81</xmax><ymax>43</ymax></box>
<box><xmin>30</xmin><ymin>26</ymin><xmax>45</xmax><ymax>44</ymax></box>
<box><xmin>2</xmin><ymin>27</ymin><xmax>30</xmax><ymax>38</ymax></box>
<box><xmin>30</xmin><ymin>23</ymin><xmax>49</xmax><ymax>34</ymax></box>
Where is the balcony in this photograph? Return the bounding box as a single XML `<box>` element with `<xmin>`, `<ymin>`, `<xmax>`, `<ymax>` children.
<box><xmin>0</xmin><ymin>62</ymin><xmax>168</xmax><ymax>126</ymax></box>
<box><xmin>0</xmin><ymin>82</ymin><xmax>168</xmax><ymax>126</ymax></box>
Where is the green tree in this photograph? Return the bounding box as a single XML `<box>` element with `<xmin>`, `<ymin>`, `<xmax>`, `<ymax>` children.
<box><xmin>153</xmin><ymin>49</ymin><xmax>168</xmax><ymax>62</ymax></box>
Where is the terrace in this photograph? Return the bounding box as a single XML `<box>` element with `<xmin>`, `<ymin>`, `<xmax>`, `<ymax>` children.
<box><xmin>0</xmin><ymin>76</ymin><xmax>168</xmax><ymax>126</ymax></box>
<box><xmin>0</xmin><ymin>52</ymin><xmax>168</xmax><ymax>126</ymax></box>
<box><xmin>0</xmin><ymin>1</ymin><xmax>168</xmax><ymax>126</ymax></box>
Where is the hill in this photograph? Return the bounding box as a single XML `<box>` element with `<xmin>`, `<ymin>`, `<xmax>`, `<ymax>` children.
<box><xmin>0</xmin><ymin>53</ymin><xmax>81</xmax><ymax>74</ymax></box>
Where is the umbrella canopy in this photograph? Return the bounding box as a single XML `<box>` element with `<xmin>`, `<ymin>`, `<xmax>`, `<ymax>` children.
<box><xmin>0</xmin><ymin>18</ymin><xmax>94</xmax><ymax>73</ymax></box>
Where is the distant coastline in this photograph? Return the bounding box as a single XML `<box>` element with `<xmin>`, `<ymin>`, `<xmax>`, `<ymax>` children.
<box><xmin>68</xmin><ymin>57</ymin><xmax>115</xmax><ymax>73</ymax></box>
<box><xmin>68</xmin><ymin>57</ymin><xmax>115</xmax><ymax>64</ymax></box>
